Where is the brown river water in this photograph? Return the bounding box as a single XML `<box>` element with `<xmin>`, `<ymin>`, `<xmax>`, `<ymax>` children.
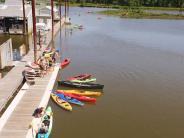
<box><xmin>49</xmin><ymin>7</ymin><xmax>184</xmax><ymax>138</ymax></box>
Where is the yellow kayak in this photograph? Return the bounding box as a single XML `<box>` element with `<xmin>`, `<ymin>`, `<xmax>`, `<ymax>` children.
<box><xmin>50</xmin><ymin>93</ymin><xmax>72</xmax><ymax>111</ymax></box>
<box><xmin>57</xmin><ymin>89</ymin><xmax>102</xmax><ymax>97</ymax></box>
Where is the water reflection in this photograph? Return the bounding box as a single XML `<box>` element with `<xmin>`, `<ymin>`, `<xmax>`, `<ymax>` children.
<box><xmin>50</xmin><ymin>7</ymin><xmax>184</xmax><ymax>138</ymax></box>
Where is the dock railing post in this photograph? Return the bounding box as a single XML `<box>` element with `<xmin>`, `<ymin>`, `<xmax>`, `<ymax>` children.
<box><xmin>22</xmin><ymin>0</ymin><xmax>26</xmax><ymax>34</ymax></box>
<box><xmin>67</xmin><ymin>0</ymin><xmax>69</xmax><ymax>17</ymax></box>
<box><xmin>59</xmin><ymin>0</ymin><xmax>62</xmax><ymax>28</ymax></box>
<box><xmin>51</xmin><ymin>0</ymin><xmax>54</xmax><ymax>43</ymax></box>
<box><xmin>65</xmin><ymin>0</ymin><xmax>66</xmax><ymax>19</ymax></box>
<box><xmin>31</xmin><ymin>0</ymin><xmax>37</xmax><ymax>63</ymax></box>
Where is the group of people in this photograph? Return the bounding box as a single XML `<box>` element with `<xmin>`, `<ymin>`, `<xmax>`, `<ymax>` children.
<box><xmin>23</xmin><ymin>48</ymin><xmax>59</xmax><ymax>84</ymax></box>
<box><xmin>32</xmin><ymin>107</ymin><xmax>50</xmax><ymax>134</ymax></box>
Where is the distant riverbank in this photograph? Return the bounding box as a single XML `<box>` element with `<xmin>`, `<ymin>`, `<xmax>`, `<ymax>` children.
<box><xmin>67</xmin><ymin>3</ymin><xmax>184</xmax><ymax>19</ymax></box>
<box><xmin>69</xmin><ymin>3</ymin><xmax>184</xmax><ymax>11</ymax></box>
<box><xmin>97</xmin><ymin>9</ymin><xmax>184</xmax><ymax>20</ymax></box>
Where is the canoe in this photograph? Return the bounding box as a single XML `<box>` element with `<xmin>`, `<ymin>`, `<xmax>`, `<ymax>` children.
<box><xmin>37</xmin><ymin>106</ymin><xmax>53</xmax><ymax>138</ymax></box>
<box><xmin>72</xmin><ymin>24</ymin><xmax>83</xmax><ymax>29</ymax></box>
<box><xmin>56</xmin><ymin>91</ymin><xmax>96</xmax><ymax>103</ymax></box>
<box><xmin>56</xmin><ymin>93</ymin><xmax>84</xmax><ymax>106</ymax></box>
<box><xmin>50</xmin><ymin>93</ymin><xmax>72</xmax><ymax>111</ymax></box>
<box><xmin>57</xmin><ymin>89</ymin><xmax>102</xmax><ymax>97</ymax></box>
<box><xmin>67</xmin><ymin>74</ymin><xmax>91</xmax><ymax>81</ymax></box>
<box><xmin>70</xmin><ymin>78</ymin><xmax>96</xmax><ymax>83</ymax></box>
<box><xmin>61</xmin><ymin>58</ymin><xmax>71</xmax><ymax>69</ymax></box>
<box><xmin>78</xmin><ymin>25</ymin><xmax>84</xmax><ymax>29</ymax></box>
<box><xmin>58</xmin><ymin>81</ymin><xmax>104</xmax><ymax>89</ymax></box>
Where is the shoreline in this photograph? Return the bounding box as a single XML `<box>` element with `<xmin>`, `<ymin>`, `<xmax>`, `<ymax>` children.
<box><xmin>58</xmin><ymin>3</ymin><xmax>184</xmax><ymax>20</ymax></box>
<box><xmin>68</xmin><ymin>3</ymin><xmax>184</xmax><ymax>11</ymax></box>
<box><xmin>97</xmin><ymin>9</ymin><xmax>184</xmax><ymax>20</ymax></box>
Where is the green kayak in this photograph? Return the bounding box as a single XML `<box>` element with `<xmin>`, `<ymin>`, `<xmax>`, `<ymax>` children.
<box><xmin>37</xmin><ymin>106</ymin><xmax>53</xmax><ymax>138</ymax></box>
<box><xmin>70</xmin><ymin>78</ymin><xmax>96</xmax><ymax>83</ymax></box>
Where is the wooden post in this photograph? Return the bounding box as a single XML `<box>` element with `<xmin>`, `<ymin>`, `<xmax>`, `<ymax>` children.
<box><xmin>65</xmin><ymin>0</ymin><xmax>67</xmax><ymax>19</ymax></box>
<box><xmin>51</xmin><ymin>0</ymin><xmax>54</xmax><ymax>41</ymax></box>
<box><xmin>59</xmin><ymin>0</ymin><xmax>62</xmax><ymax>28</ymax></box>
<box><xmin>31</xmin><ymin>0</ymin><xmax>37</xmax><ymax>62</ymax></box>
<box><xmin>67</xmin><ymin>0</ymin><xmax>69</xmax><ymax>17</ymax></box>
<box><xmin>38</xmin><ymin>30</ymin><xmax>41</xmax><ymax>47</ymax></box>
<box><xmin>22</xmin><ymin>0</ymin><xmax>26</xmax><ymax>34</ymax></box>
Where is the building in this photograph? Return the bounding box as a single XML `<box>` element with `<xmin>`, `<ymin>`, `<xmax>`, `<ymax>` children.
<box><xmin>0</xmin><ymin>0</ymin><xmax>32</xmax><ymax>34</ymax></box>
<box><xmin>36</xmin><ymin>6</ymin><xmax>60</xmax><ymax>31</ymax></box>
<box><xmin>0</xmin><ymin>38</ymin><xmax>13</xmax><ymax>69</ymax></box>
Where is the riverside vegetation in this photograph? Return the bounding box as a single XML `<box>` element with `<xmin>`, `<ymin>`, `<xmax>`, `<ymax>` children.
<box><xmin>97</xmin><ymin>8</ymin><xmax>184</xmax><ymax>19</ymax></box>
<box><xmin>1</xmin><ymin>0</ymin><xmax>183</xmax><ymax>19</ymax></box>
<box><xmin>54</xmin><ymin>0</ymin><xmax>184</xmax><ymax>19</ymax></box>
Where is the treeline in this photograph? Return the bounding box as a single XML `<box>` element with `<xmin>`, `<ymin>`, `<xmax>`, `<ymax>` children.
<box><xmin>72</xmin><ymin>0</ymin><xmax>184</xmax><ymax>8</ymax></box>
<box><xmin>118</xmin><ymin>0</ymin><xmax>184</xmax><ymax>7</ymax></box>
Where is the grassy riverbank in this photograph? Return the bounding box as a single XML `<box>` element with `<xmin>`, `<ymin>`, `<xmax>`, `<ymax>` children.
<box><xmin>69</xmin><ymin>2</ymin><xmax>184</xmax><ymax>11</ymax></box>
<box><xmin>67</xmin><ymin>2</ymin><xmax>184</xmax><ymax>19</ymax></box>
<box><xmin>98</xmin><ymin>9</ymin><xmax>184</xmax><ymax>19</ymax></box>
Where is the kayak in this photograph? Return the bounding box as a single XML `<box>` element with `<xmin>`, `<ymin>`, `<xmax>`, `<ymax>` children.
<box><xmin>78</xmin><ymin>25</ymin><xmax>84</xmax><ymax>29</ymax></box>
<box><xmin>58</xmin><ymin>81</ymin><xmax>104</xmax><ymax>89</ymax></box>
<box><xmin>72</xmin><ymin>24</ymin><xmax>83</xmax><ymax>29</ymax></box>
<box><xmin>56</xmin><ymin>91</ymin><xmax>96</xmax><ymax>103</ymax></box>
<box><xmin>57</xmin><ymin>89</ymin><xmax>102</xmax><ymax>97</ymax></box>
<box><xmin>50</xmin><ymin>93</ymin><xmax>72</xmax><ymax>111</ymax></box>
<box><xmin>61</xmin><ymin>58</ymin><xmax>71</xmax><ymax>69</ymax></box>
<box><xmin>70</xmin><ymin>78</ymin><xmax>96</xmax><ymax>83</ymax></box>
<box><xmin>37</xmin><ymin>106</ymin><xmax>53</xmax><ymax>138</ymax></box>
<box><xmin>56</xmin><ymin>93</ymin><xmax>84</xmax><ymax>106</ymax></box>
<box><xmin>67</xmin><ymin>74</ymin><xmax>91</xmax><ymax>81</ymax></box>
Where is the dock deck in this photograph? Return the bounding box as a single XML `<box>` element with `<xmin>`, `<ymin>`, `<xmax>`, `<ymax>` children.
<box><xmin>0</xmin><ymin>68</ymin><xmax>59</xmax><ymax>138</ymax></box>
<box><xmin>0</xmin><ymin>18</ymin><xmax>65</xmax><ymax>137</ymax></box>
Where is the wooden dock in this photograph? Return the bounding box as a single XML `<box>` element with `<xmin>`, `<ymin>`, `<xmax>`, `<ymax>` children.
<box><xmin>0</xmin><ymin>18</ymin><xmax>65</xmax><ymax>112</ymax></box>
<box><xmin>0</xmin><ymin>18</ymin><xmax>66</xmax><ymax>137</ymax></box>
<box><xmin>0</xmin><ymin>66</ymin><xmax>59</xmax><ymax>138</ymax></box>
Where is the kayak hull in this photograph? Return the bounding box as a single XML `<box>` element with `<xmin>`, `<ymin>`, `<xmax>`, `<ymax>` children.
<box><xmin>51</xmin><ymin>93</ymin><xmax>72</xmax><ymax>111</ymax></box>
<box><xmin>70</xmin><ymin>78</ymin><xmax>96</xmax><ymax>83</ymax></box>
<box><xmin>56</xmin><ymin>93</ymin><xmax>84</xmax><ymax>106</ymax></box>
<box><xmin>68</xmin><ymin>74</ymin><xmax>91</xmax><ymax>81</ymax></box>
<box><xmin>61</xmin><ymin>58</ymin><xmax>71</xmax><ymax>69</ymax></box>
<box><xmin>57</xmin><ymin>89</ymin><xmax>102</xmax><ymax>97</ymax></box>
<box><xmin>58</xmin><ymin>81</ymin><xmax>104</xmax><ymax>89</ymax></box>
<box><xmin>56</xmin><ymin>91</ymin><xmax>96</xmax><ymax>103</ymax></box>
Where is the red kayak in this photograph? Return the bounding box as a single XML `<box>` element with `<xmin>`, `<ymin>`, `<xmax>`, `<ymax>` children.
<box><xmin>56</xmin><ymin>90</ymin><xmax>96</xmax><ymax>103</ymax></box>
<box><xmin>61</xmin><ymin>58</ymin><xmax>71</xmax><ymax>69</ymax></box>
<box><xmin>68</xmin><ymin>74</ymin><xmax>91</xmax><ymax>81</ymax></box>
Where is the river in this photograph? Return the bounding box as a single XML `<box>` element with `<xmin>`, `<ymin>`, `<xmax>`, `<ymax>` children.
<box><xmin>49</xmin><ymin>7</ymin><xmax>184</xmax><ymax>138</ymax></box>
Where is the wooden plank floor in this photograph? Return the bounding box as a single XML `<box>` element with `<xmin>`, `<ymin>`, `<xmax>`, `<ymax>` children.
<box><xmin>0</xmin><ymin>52</ymin><xmax>37</xmax><ymax>112</ymax></box>
<box><xmin>0</xmin><ymin>69</ymin><xmax>58</xmax><ymax>138</ymax></box>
